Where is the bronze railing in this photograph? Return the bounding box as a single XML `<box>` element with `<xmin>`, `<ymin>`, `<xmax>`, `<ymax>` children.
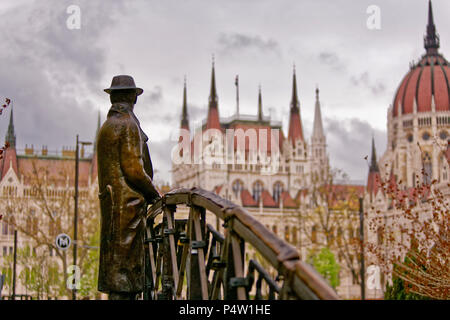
<box><xmin>144</xmin><ymin>187</ymin><xmax>339</xmax><ymax>300</ymax></box>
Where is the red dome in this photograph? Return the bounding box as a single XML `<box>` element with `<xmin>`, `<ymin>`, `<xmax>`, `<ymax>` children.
<box><xmin>393</xmin><ymin>54</ymin><xmax>450</xmax><ymax>117</ymax></box>
<box><xmin>392</xmin><ymin>1</ymin><xmax>450</xmax><ymax>117</ymax></box>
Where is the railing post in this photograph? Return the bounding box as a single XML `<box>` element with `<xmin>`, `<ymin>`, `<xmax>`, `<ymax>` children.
<box><xmin>145</xmin><ymin>217</ymin><xmax>158</xmax><ymax>300</ymax></box>
<box><xmin>163</xmin><ymin>206</ymin><xmax>179</xmax><ymax>297</ymax></box>
<box><xmin>160</xmin><ymin>213</ymin><xmax>174</xmax><ymax>300</ymax></box>
<box><xmin>188</xmin><ymin>206</ymin><xmax>208</xmax><ymax>300</ymax></box>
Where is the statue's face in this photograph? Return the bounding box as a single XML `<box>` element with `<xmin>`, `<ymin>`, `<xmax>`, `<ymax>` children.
<box><xmin>110</xmin><ymin>90</ymin><xmax>138</xmax><ymax>105</ymax></box>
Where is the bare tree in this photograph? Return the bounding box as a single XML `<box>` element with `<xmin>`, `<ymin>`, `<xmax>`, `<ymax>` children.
<box><xmin>2</xmin><ymin>158</ymin><xmax>100</xmax><ymax>299</ymax></box>
<box><xmin>297</xmin><ymin>167</ymin><xmax>363</xmax><ymax>285</ymax></box>
<box><xmin>367</xmin><ymin>143</ymin><xmax>450</xmax><ymax>299</ymax></box>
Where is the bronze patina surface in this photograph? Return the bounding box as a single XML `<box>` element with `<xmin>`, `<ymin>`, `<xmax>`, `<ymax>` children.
<box><xmin>97</xmin><ymin>75</ymin><xmax>160</xmax><ymax>299</ymax></box>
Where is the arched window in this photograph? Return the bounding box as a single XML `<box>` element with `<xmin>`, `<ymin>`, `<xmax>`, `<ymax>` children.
<box><xmin>337</xmin><ymin>227</ymin><xmax>343</xmax><ymax>245</ymax></box>
<box><xmin>26</xmin><ymin>217</ymin><xmax>32</xmax><ymax>234</ymax></box>
<box><xmin>377</xmin><ymin>227</ymin><xmax>384</xmax><ymax>245</ymax></box>
<box><xmin>422</xmin><ymin>152</ymin><xmax>432</xmax><ymax>184</ymax></box>
<box><xmin>348</xmin><ymin>226</ymin><xmax>354</xmax><ymax>240</ymax></box>
<box><xmin>232</xmin><ymin>180</ymin><xmax>243</xmax><ymax>198</ymax></box>
<box><xmin>311</xmin><ymin>225</ymin><xmax>317</xmax><ymax>244</ymax></box>
<box><xmin>253</xmin><ymin>181</ymin><xmax>263</xmax><ymax>203</ymax></box>
<box><xmin>1</xmin><ymin>221</ymin><xmax>7</xmax><ymax>235</ymax></box>
<box><xmin>440</xmin><ymin>153</ymin><xmax>448</xmax><ymax>181</ymax></box>
<box><xmin>8</xmin><ymin>217</ymin><xmax>15</xmax><ymax>235</ymax></box>
<box><xmin>328</xmin><ymin>227</ymin><xmax>335</xmax><ymax>246</ymax></box>
<box><xmin>292</xmin><ymin>227</ymin><xmax>298</xmax><ymax>245</ymax></box>
<box><xmin>272</xmin><ymin>225</ymin><xmax>278</xmax><ymax>235</ymax></box>
<box><xmin>273</xmin><ymin>181</ymin><xmax>283</xmax><ymax>203</ymax></box>
<box><xmin>284</xmin><ymin>226</ymin><xmax>290</xmax><ymax>242</ymax></box>
<box><xmin>32</xmin><ymin>218</ymin><xmax>38</xmax><ymax>235</ymax></box>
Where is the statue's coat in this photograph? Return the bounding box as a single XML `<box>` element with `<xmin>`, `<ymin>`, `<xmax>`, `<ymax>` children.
<box><xmin>97</xmin><ymin>102</ymin><xmax>159</xmax><ymax>293</ymax></box>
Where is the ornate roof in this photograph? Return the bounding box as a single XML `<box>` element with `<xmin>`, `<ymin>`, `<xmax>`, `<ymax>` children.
<box><xmin>393</xmin><ymin>1</ymin><xmax>449</xmax><ymax>117</ymax></box>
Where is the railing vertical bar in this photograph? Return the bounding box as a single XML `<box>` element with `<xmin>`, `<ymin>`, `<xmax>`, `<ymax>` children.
<box><xmin>154</xmin><ymin>230</ymin><xmax>163</xmax><ymax>292</ymax></box>
<box><xmin>211</xmin><ymin>229</ymin><xmax>230</xmax><ymax>300</ymax></box>
<box><xmin>176</xmin><ymin>220</ymin><xmax>191</xmax><ymax>298</ymax></box>
<box><xmin>160</xmin><ymin>216</ymin><xmax>174</xmax><ymax>300</ymax></box>
<box><xmin>145</xmin><ymin>219</ymin><xmax>157</xmax><ymax>297</ymax></box>
<box><xmin>164</xmin><ymin>206</ymin><xmax>179</xmax><ymax>294</ymax></box>
<box><xmin>193</xmin><ymin>206</ymin><xmax>209</xmax><ymax>300</ymax></box>
<box><xmin>187</xmin><ymin>207</ymin><xmax>202</xmax><ymax>299</ymax></box>
<box><xmin>231</xmin><ymin>234</ymin><xmax>246</xmax><ymax>300</ymax></box>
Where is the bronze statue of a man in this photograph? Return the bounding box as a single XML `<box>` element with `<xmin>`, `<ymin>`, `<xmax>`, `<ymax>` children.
<box><xmin>97</xmin><ymin>75</ymin><xmax>160</xmax><ymax>300</ymax></box>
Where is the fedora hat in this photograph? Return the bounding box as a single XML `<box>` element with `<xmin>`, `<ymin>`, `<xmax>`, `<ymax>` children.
<box><xmin>104</xmin><ymin>75</ymin><xmax>143</xmax><ymax>96</ymax></box>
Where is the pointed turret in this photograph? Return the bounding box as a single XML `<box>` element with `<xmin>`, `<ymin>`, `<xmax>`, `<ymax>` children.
<box><xmin>369</xmin><ymin>136</ymin><xmax>379</xmax><ymax>172</ymax></box>
<box><xmin>1</xmin><ymin>106</ymin><xmax>18</xmax><ymax>180</ymax></box>
<box><xmin>206</xmin><ymin>58</ymin><xmax>221</xmax><ymax>130</ymax></box>
<box><xmin>287</xmin><ymin>66</ymin><xmax>304</xmax><ymax>145</ymax></box>
<box><xmin>5</xmin><ymin>106</ymin><xmax>16</xmax><ymax>149</ymax></box>
<box><xmin>424</xmin><ymin>0</ymin><xmax>440</xmax><ymax>56</ymax></box>
<box><xmin>367</xmin><ymin>136</ymin><xmax>381</xmax><ymax>197</ymax></box>
<box><xmin>290</xmin><ymin>66</ymin><xmax>300</xmax><ymax>111</ymax></box>
<box><xmin>311</xmin><ymin>87</ymin><xmax>328</xmax><ymax>183</ymax></box>
<box><xmin>257</xmin><ymin>85</ymin><xmax>263</xmax><ymax>121</ymax></box>
<box><xmin>181</xmin><ymin>77</ymin><xmax>189</xmax><ymax>131</ymax></box>
<box><xmin>312</xmin><ymin>87</ymin><xmax>325</xmax><ymax>140</ymax></box>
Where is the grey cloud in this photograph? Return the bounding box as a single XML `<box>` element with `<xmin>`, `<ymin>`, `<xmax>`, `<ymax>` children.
<box><xmin>0</xmin><ymin>0</ymin><xmax>127</xmax><ymax>151</ymax></box>
<box><xmin>146</xmin><ymin>86</ymin><xmax>163</xmax><ymax>105</ymax></box>
<box><xmin>325</xmin><ymin>117</ymin><xmax>386</xmax><ymax>182</ymax></box>
<box><xmin>148</xmin><ymin>138</ymin><xmax>177</xmax><ymax>185</ymax></box>
<box><xmin>318</xmin><ymin>51</ymin><xmax>346</xmax><ymax>71</ymax></box>
<box><xmin>217</xmin><ymin>33</ymin><xmax>280</xmax><ymax>56</ymax></box>
<box><xmin>350</xmin><ymin>72</ymin><xmax>386</xmax><ymax>95</ymax></box>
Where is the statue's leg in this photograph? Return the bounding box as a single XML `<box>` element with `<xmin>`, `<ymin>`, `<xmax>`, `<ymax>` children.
<box><xmin>108</xmin><ymin>292</ymin><xmax>139</xmax><ymax>300</ymax></box>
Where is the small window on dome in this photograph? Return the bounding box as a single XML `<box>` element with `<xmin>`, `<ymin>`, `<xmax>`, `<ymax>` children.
<box><xmin>422</xmin><ymin>132</ymin><xmax>430</xmax><ymax>141</ymax></box>
<box><xmin>439</xmin><ymin>131</ymin><xmax>448</xmax><ymax>140</ymax></box>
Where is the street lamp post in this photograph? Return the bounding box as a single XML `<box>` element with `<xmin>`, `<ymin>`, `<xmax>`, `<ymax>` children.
<box><xmin>359</xmin><ymin>197</ymin><xmax>365</xmax><ymax>300</ymax></box>
<box><xmin>72</xmin><ymin>135</ymin><xmax>92</xmax><ymax>300</ymax></box>
<box><xmin>12</xmin><ymin>230</ymin><xmax>17</xmax><ymax>300</ymax></box>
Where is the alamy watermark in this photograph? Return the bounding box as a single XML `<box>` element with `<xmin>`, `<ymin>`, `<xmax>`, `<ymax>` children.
<box><xmin>367</xmin><ymin>265</ymin><xmax>382</xmax><ymax>290</ymax></box>
<box><xmin>366</xmin><ymin>5</ymin><xmax>381</xmax><ymax>30</ymax></box>
<box><xmin>172</xmin><ymin>126</ymin><xmax>281</xmax><ymax>176</ymax></box>
<box><xmin>67</xmin><ymin>265</ymin><xmax>81</xmax><ymax>290</ymax></box>
<box><xmin>66</xmin><ymin>5</ymin><xmax>81</xmax><ymax>30</ymax></box>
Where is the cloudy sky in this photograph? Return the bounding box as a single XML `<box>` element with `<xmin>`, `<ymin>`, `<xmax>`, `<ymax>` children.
<box><xmin>0</xmin><ymin>0</ymin><xmax>448</xmax><ymax>185</ymax></box>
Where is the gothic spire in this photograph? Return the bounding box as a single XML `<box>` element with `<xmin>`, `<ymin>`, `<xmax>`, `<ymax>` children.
<box><xmin>258</xmin><ymin>85</ymin><xmax>263</xmax><ymax>121</ymax></box>
<box><xmin>206</xmin><ymin>57</ymin><xmax>221</xmax><ymax>130</ymax></box>
<box><xmin>181</xmin><ymin>76</ymin><xmax>189</xmax><ymax>131</ymax></box>
<box><xmin>290</xmin><ymin>64</ymin><xmax>299</xmax><ymax>110</ymax></box>
<box><xmin>288</xmin><ymin>66</ymin><xmax>304</xmax><ymax>144</ymax></box>
<box><xmin>5</xmin><ymin>105</ymin><xmax>16</xmax><ymax>149</ymax></box>
<box><xmin>312</xmin><ymin>87</ymin><xmax>325</xmax><ymax>140</ymax></box>
<box><xmin>209</xmin><ymin>55</ymin><xmax>218</xmax><ymax>106</ymax></box>
<box><xmin>369</xmin><ymin>136</ymin><xmax>379</xmax><ymax>172</ymax></box>
<box><xmin>424</xmin><ymin>0</ymin><xmax>440</xmax><ymax>55</ymax></box>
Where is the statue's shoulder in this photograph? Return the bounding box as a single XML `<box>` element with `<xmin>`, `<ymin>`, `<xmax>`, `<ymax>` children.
<box><xmin>105</xmin><ymin>107</ymin><xmax>140</xmax><ymax>139</ymax></box>
<box><xmin>107</xmin><ymin>104</ymin><xmax>133</xmax><ymax>123</ymax></box>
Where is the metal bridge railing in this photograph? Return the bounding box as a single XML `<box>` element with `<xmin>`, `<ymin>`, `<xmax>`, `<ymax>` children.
<box><xmin>145</xmin><ymin>187</ymin><xmax>339</xmax><ymax>300</ymax></box>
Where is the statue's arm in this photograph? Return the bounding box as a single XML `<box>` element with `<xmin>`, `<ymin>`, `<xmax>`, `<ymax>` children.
<box><xmin>143</xmin><ymin>142</ymin><xmax>154</xmax><ymax>179</ymax></box>
<box><xmin>120</xmin><ymin>120</ymin><xmax>160</xmax><ymax>202</ymax></box>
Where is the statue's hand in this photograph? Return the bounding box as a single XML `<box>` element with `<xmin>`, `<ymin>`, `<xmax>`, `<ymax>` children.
<box><xmin>147</xmin><ymin>194</ymin><xmax>162</xmax><ymax>206</ymax></box>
